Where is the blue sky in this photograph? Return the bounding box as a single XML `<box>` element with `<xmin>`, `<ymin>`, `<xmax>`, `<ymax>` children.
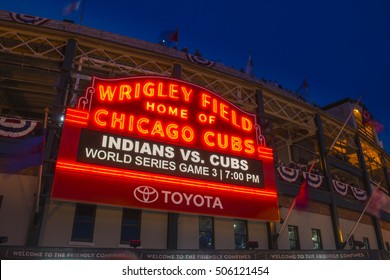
<box><xmin>2</xmin><ymin>0</ymin><xmax>390</xmax><ymax>152</ymax></box>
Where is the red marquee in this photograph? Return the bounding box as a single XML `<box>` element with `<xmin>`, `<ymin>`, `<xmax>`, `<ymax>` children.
<box><xmin>51</xmin><ymin>76</ymin><xmax>279</xmax><ymax>221</ymax></box>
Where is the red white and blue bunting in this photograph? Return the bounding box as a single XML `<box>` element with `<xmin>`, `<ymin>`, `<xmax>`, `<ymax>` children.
<box><xmin>332</xmin><ymin>180</ymin><xmax>349</xmax><ymax>196</ymax></box>
<box><xmin>277</xmin><ymin>166</ymin><xmax>300</xmax><ymax>182</ymax></box>
<box><xmin>186</xmin><ymin>53</ymin><xmax>216</xmax><ymax>68</ymax></box>
<box><xmin>277</xmin><ymin>165</ymin><xmax>368</xmax><ymax>201</ymax></box>
<box><xmin>350</xmin><ymin>186</ymin><xmax>368</xmax><ymax>201</ymax></box>
<box><xmin>0</xmin><ymin>117</ymin><xmax>38</xmax><ymax>138</ymax></box>
<box><xmin>333</xmin><ymin>180</ymin><xmax>368</xmax><ymax>201</ymax></box>
<box><xmin>303</xmin><ymin>172</ymin><xmax>323</xmax><ymax>189</ymax></box>
<box><xmin>9</xmin><ymin>13</ymin><xmax>49</xmax><ymax>25</ymax></box>
<box><xmin>277</xmin><ymin>166</ymin><xmax>323</xmax><ymax>188</ymax></box>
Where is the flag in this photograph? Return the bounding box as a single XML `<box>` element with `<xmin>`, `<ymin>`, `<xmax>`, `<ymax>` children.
<box><xmin>295</xmin><ymin>180</ymin><xmax>309</xmax><ymax>209</ymax></box>
<box><xmin>0</xmin><ymin>117</ymin><xmax>44</xmax><ymax>173</ymax></box>
<box><xmin>296</xmin><ymin>79</ymin><xmax>309</xmax><ymax>93</ymax></box>
<box><xmin>159</xmin><ymin>29</ymin><xmax>179</xmax><ymax>47</ymax></box>
<box><xmin>367</xmin><ymin>188</ymin><xmax>390</xmax><ymax>218</ymax></box>
<box><xmin>301</xmin><ymin>79</ymin><xmax>309</xmax><ymax>90</ymax></box>
<box><xmin>63</xmin><ymin>0</ymin><xmax>81</xmax><ymax>16</ymax></box>
<box><xmin>245</xmin><ymin>52</ymin><xmax>254</xmax><ymax>77</ymax></box>
<box><xmin>295</xmin><ymin>78</ymin><xmax>309</xmax><ymax>101</ymax></box>
<box><xmin>362</xmin><ymin>108</ymin><xmax>384</xmax><ymax>134</ymax></box>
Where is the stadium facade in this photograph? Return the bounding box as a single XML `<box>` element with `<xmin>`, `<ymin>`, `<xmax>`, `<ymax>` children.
<box><xmin>0</xmin><ymin>10</ymin><xmax>389</xmax><ymax>260</ymax></box>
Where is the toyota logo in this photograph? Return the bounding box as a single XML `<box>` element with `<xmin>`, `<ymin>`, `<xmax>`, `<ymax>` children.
<box><xmin>133</xmin><ymin>186</ymin><xmax>159</xmax><ymax>204</ymax></box>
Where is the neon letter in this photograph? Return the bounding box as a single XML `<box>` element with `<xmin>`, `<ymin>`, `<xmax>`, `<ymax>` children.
<box><xmin>143</xmin><ymin>82</ymin><xmax>155</xmax><ymax>97</ymax></box>
<box><xmin>119</xmin><ymin>85</ymin><xmax>131</xmax><ymax>100</ymax></box>
<box><xmin>181</xmin><ymin>87</ymin><xmax>192</xmax><ymax>102</ymax></box>
<box><xmin>166</xmin><ymin>124</ymin><xmax>179</xmax><ymax>139</ymax></box>
<box><xmin>231</xmin><ymin>136</ymin><xmax>243</xmax><ymax>152</ymax></box>
<box><xmin>242</xmin><ymin>117</ymin><xmax>253</xmax><ymax>131</ymax></box>
<box><xmin>201</xmin><ymin>93</ymin><xmax>211</xmax><ymax>108</ymax></box>
<box><xmin>99</xmin><ymin>85</ymin><xmax>116</xmax><ymax>101</ymax></box>
<box><xmin>217</xmin><ymin>134</ymin><xmax>229</xmax><ymax>149</ymax></box>
<box><xmin>137</xmin><ymin>118</ymin><xmax>149</xmax><ymax>134</ymax></box>
<box><xmin>111</xmin><ymin>112</ymin><xmax>125</xmax><ymax>130</ymax></box>
<box><xmin>151</xmin><ymin>121</ymin><xmax>165</xmax><ymax>137</ymax></box>
<box><xmin>182</xmin><ymin>126</ymin><xmax>195</xmax><ymax>143</ymax></box>
<box><xmin>220</xmin><ymin>103</ymin><xmax>229</xmax><ymax>120</ymax></box>
<box><xmin>244</xmin><ymin>139</ymin><xmax>255</xmax><ymax>154</ymax></box>
<box><xmin>94</xmin><ymin>109</ymin><xmax>108</xmax><ymax>127</ymax></box>
<box><xmin>204</xmin><ymin>131</ymin><xmax>215</xmax><ymax>147</ymax></box>
<box><xmin>169</xmin><ymin>83</ymin><xmax>179</xmax><ymax>99</ymax></box>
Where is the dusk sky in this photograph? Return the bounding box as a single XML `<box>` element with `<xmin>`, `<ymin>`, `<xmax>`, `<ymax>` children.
<box><xmin>2</xmin><ymin>0</ymin><xmax>390</xmax><ymax>152</ymax></box>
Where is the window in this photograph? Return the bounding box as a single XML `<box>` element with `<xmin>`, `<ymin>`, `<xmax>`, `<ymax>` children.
<box><xmin>288</xmin><ymin>225</ymin><xmax>300</xmax><ymax>250</ymax></box>
<box><xmin>120</xmin><ymin>208</ymin><xmax>141</xmax><ymax>244</ymax></box>
<box><xmin>363</xmin><ymin>237</ymin><xmax>370</xmax><ymax>249</ymax></box>
<box><xmin>199</xmin><ymin>216</ymin><xmax>214</xmax><ymax>249</ymax></box>
<box><xmin>234</xmin><ymin>220</ymin><xmax>248</xmax><ymax>250</ymax></box>
<box><xmin>311</xmin><ymin>228</ymin><xmax>322</xmax><ymax>250</ymax></box>
<box><xmin>71</xmin><ymin>204</ymin><xmax>96</xmax><ymax>242</ymax></box>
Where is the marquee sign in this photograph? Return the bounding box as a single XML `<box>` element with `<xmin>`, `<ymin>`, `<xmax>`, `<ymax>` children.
<box><xmin>51</xmin><ymin>76</ymin><xmax>279</xmax><ymax>220</ymax></box>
